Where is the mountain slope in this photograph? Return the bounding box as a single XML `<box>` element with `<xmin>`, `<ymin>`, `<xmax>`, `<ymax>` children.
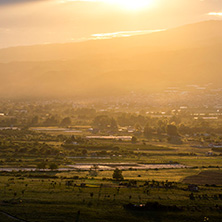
<box><xmin>0</xmin><ymin>20</ymin><xmax>222</xmax><ymax>63</ymax></box>
<box><xmin>0</xmin><ymin>20</ymin><xmax>222</xmax><ymax>98</ymax></box>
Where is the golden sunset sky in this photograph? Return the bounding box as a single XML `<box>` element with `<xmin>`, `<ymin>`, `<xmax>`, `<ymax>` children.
<box><xmin>0</xmin><ymin>0</ymin><xmax>221</xmax><ymax>48</ymax></box>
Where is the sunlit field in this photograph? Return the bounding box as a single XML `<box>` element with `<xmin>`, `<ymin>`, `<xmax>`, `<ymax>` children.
<box><xmin>0</xmin><ymin>170</ymin><xmax>222</xmax><ymax>222</ymax></box>
<box><xmin>0</xmin><ymin>126</ymin><xmax>222</xmax><ymax>221</ymax></box>
<box><xmin>0</xmin><ymin>0</ymin><xmax>222</xmax><ymax>221</ymax></box>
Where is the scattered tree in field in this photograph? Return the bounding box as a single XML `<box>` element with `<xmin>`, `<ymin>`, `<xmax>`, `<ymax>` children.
<box><xmin>82</xmin><ymin>149</ymin><xmax>88</xmax><ymax>156</ymax></box>
<box><xmin>189</xmin><ymin>192</ymin><xmax>195</xmax><ymax>200</ymax></box>
<box><xmin>144</xmin><ymin>123</ymin><xmax>153</xmax><ymax>138</ymax></box>
<box><xmin>49</xmin><ymin>163</ymin><xmax>58</xmax><ymax>170</ymax></box>
<box><xmin>92</xmin><ymin>115</ymin><xmax>118</xmax><ymax>132</ymax></box>
<box><xmin>31</xmin><ymin>116</ymin><xmax>39</xmax><ymax>126</ymax></box>
<box><xmin>37</xmin><ymin>162</ymin><xmax>47</xmax><ymax>170</ymax></box>
<box><xmin>166</xmin><ymin>124</ymin><xmax>178</xmax><ymax>136</ymax></box>
<box><xmin>89</xmin><ymin>165</ymin><xmax>98</xmax><ymax>177</ymax></box>
<box><xmin>112</xmin><ymin>168</ymin><xmax>124</xmax><ymax>180</ymax></box>
<box><xmin>131</xmin><ymin>136</ymin><xmax>137</xmax><ymax>143</ymax></box>
<box><xmin>43</xmin><ymin>116</ymin><xmax>59</xmax><ymax>126</ymax></box>
<box><xmin>110</xmin><ymin>117</ymin><xmax>118</xmax><ymax>131</ymax></box>
<box><xmin>60</xmin><ymin>117</ymin><xmax>72</xmax><ymax>127</ymax></box>
<box><xmin>134</xmin><ymin>123</ymin><xmax>142</xmax><ymax>136</ymax></box>
<box><xmin>167</xmin><ymin>124</ymin><xmax>183</xmax><ymax>144</ymax></box>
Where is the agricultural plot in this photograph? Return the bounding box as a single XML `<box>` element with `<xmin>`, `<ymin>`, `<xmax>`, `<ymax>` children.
<box><xmin>0</xmin><ymin>129</ymin><xmax>222</xmax><ymax>221</ymax></box>
<box><xmin>0</xmin><ymin>171</ymin><xmax>222</xmax><ymax>222</ymax></box>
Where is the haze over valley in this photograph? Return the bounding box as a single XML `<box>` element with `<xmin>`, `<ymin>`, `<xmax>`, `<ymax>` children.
<box><xmin>0</xmin><ymin>20</ymin><xmax>222</xmax><ymax>98</ymax></box>
<box><xmin>0</xmin><ymin>1</ymin><xmax>222</xmax><ymax>222</ymax></box>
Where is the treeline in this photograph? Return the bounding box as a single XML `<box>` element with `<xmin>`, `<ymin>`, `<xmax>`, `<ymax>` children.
<box><xmin>1</xmin><ymin>101</ymin><xmax>222</xmax><ymax>137</ymax></box>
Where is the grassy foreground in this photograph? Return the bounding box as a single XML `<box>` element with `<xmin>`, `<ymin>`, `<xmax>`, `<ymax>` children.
<box><xmin>0</xmin><ymin>170</ymin><xmax>222</xmax><ymax>222</ymax></box>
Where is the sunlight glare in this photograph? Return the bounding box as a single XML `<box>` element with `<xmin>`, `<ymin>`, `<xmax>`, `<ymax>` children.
<box><xmin>59</xmin><ymin>0</ymin><xmax>155</xmax><ymax>11</ymax></box>
<box><xmin>106</xmin><ymin>0</ymin><xmax>154</xmax><ymax>10</ymax></box>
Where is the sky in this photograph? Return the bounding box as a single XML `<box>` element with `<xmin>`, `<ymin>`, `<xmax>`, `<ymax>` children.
<box><xmin>0</xmin><ymin>0</ymin><xmax>221</xmax><ymax>48</ymax></box>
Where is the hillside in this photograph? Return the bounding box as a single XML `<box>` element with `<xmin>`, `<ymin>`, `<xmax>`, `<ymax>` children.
<box><xmin>0</xmin><ymin>20</ymin><xmax>222</xmax><ymax>98</ymax></box>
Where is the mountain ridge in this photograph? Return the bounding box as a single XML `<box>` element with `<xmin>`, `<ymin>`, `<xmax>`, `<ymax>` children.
<box><xmin>0</xmin><ymin>20</ymin><xmax>222</xmax><ymax>98</ymax></box>
<box><xmin>0</xmin><ymin>20</ymin><xmax>222</xmax><ymax>63</ymax></box>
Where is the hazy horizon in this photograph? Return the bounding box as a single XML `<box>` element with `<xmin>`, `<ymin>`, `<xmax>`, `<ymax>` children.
<box><xmin>0</xmin><ymin>0</ymin><xmax>222</xmax><ymax>48</ymax></box>
<box><xmin>0</xmin><ymin>2</ymin><xmax>222</xmax><ymax>222</ymax></box>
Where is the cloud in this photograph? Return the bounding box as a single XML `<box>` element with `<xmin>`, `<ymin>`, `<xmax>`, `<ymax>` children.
<box><xmin>91</xmin><ymin>29</ymin><xmax>165</xmax><ymax>39</ymax></box>
<box><xmin>208</xmin><ymin>12</ymin><xmax>222</xmax><ymax>16</ymax></box>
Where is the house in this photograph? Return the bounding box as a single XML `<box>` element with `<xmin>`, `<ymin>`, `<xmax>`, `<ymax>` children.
<box><xmin>206</xmin><ymin>151</ymin><xmax>213</xmax><ymax>156</ymax></box>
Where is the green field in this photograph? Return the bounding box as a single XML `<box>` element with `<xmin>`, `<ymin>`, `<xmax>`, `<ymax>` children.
<box><xmin>0</xmin><ymin>130</ymin><xmax>222</xmax><ymax>221</ymax></box>
<box><xmin>0</xmin><ymin>168</ymin><xmax>222</xmax><ymax>222</ymax></box>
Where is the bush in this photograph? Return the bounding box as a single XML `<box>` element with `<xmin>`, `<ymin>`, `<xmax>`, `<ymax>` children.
<box><xmin>49</xmin><ymin>163</ymin><xmax>58</xmax><ymax>170</ymax></box>
<box><xmin>112</xmin><ymin>168</ymin><xmax>124</xmax><ymax>180</ymax></box>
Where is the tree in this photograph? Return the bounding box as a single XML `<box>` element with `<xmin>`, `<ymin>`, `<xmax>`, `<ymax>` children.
<box><xmin>169</xmin><ymin>115</ymin><xmax>181</xmax><ymax>125</ymax></box>
<box><xmin>93</xmin><ymin>115</ymin><xmax>110</xmax><ymax>131</ymax></box>
<box><xmin>60</xmin><ymin>117</ymin><xmax>72</xmax><ymax>127</ymax></box>
<box><xmin>43</xmin><ymin>116</ymin><xmax>58</xmax><ymax>126</ymax></box>
<box><xmin>166</xmin><ymin>124</ymin><xmax>178</xmax><ymax>136</ymax></box>
<box><xmin>144</xmin><ymin>123</ymin><xmax>153</xmax><ymax>138</ymax></box>
<box><xmin>89</xmin><ymin>165</ymin><xmax>98</xmax><ymax>177</ymax></box>
<box><xmin>49</xmin><ymin>163</ymin><xmax>58</xmax><ymax>170</ymax></box>
<box><xmin>131</xmin><ymin>136</ymin><xmax>137</xmax><ymax>143</ymax></box>
<box><xmin>31</xmin><ymin>116</ymin><xmax>39</xmax><ymax>126</ymax></box>
<box><xmin>112</xmin><ymin>168</ymin><xmax>124</xmax><ymax>180</ymax></box>
<box><xmin>37</xmin><ymin>162</ymin><xmax>46</xmax><ymax>170</ymax></box>
<box><xmin>92</xmin><ymin>115</ymin><xmax>118</xmax><ymax>132</ymax></box>
<box><xmin>110</xmin><ymin>117</ymin><xmax>118</xmax><ymax>132</ymax></box>
<box><xmin>135</xmin><ymin>123</ymin><xmax>142</xmax><ymax>132</ymax></box>
<box><xmin>157</xmin><ymin>120</ymin><xmax>166</xmax><ymax>135</ymax></box>
<box><xmin>178</xmin><ymin>124</ymin><xmax>190</xmax><ymax>135</ymax></box>
<box><xmin>82</xmin><ymin>149</ymin><xmax>88</xmax><ymax>156</ymax></box>
<box><xmin>134</xmin><ymin>123</ymin><xmax>142</xmax><ymax>136</ymax></box>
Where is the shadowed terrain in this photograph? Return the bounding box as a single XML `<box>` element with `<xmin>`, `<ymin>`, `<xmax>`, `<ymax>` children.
<box><xmin>183</xmin><ymin>170</ymin><xmax>222</xmax><ymax>185</ymax></box>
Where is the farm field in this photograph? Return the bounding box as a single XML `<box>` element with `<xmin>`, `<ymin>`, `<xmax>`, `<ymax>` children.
<box><xmin>0</xmin><ymin>105</ymin><xmax>222</xmax><ymax>221</ymax></box>
<box><xmin>0</xmin><ymin>136</ymin><xmax>222</xmax><ymax>222</ymax></box>
<box><xmin>1</xmin><ymin>2</ymin><xmax>222</xmax><ymax>221</ymax></box>
<box><xmin>0</xmin><ymin>169</ymin><xmax>222</xmax><ymax>222</ymax></box>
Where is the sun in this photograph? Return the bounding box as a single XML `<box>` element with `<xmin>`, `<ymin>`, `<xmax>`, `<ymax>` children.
<box><xmin>106</xmin><ymin>0</ymin><xmax>155</xmax><ymax>11</ymax></box>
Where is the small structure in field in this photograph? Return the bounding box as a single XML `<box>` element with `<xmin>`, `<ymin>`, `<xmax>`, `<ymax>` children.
<box><xmin>206</xmin><ymin>151</ymin><xmax>213</xmax><ymax>156</ymax></box>
<box><xmin>188</xmin><ymin>184</ymin><xmax>199</xmax><ymax>192</ymax></box>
